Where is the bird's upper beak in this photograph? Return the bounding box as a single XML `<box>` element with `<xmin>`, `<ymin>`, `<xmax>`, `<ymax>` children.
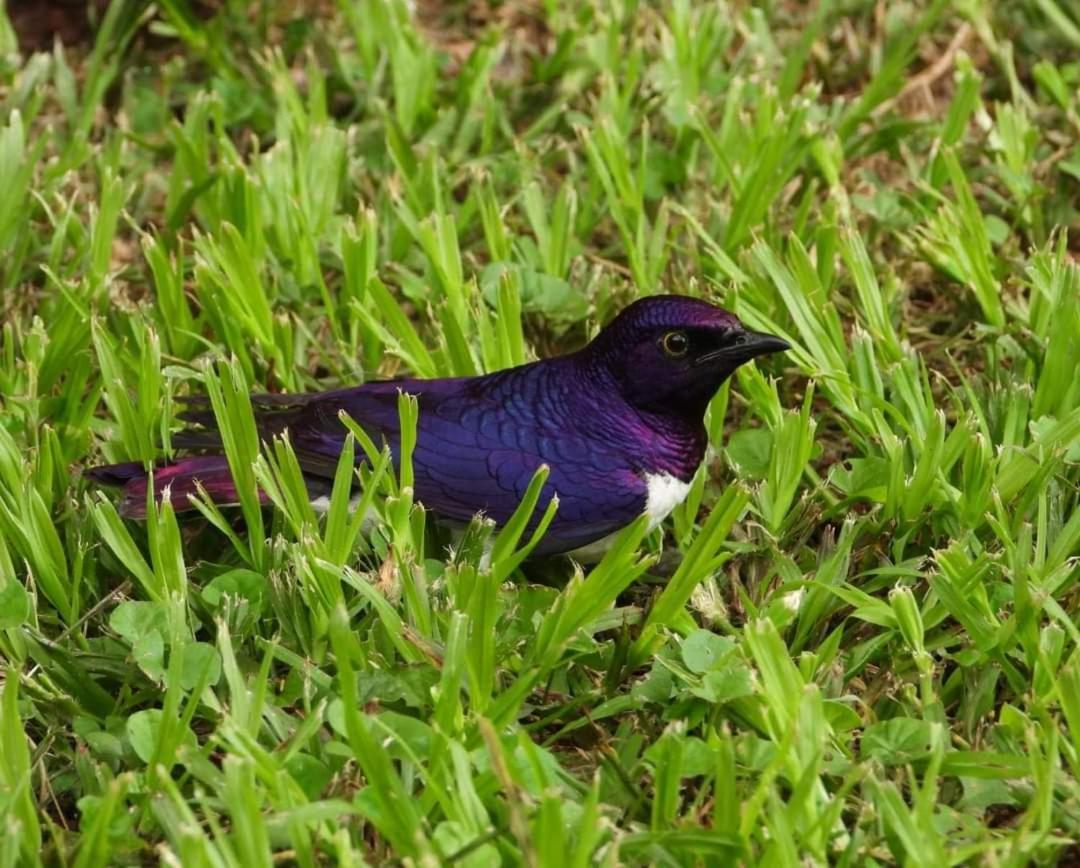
<box><xmin>692</xmin><ymin>328</ymin><xmax>792</xmax><ymax>367</ymax></box>
<box><xmin>733</xmin><ymin>330</ymin><xmax>792</xmax><ymax>361</ymax></box>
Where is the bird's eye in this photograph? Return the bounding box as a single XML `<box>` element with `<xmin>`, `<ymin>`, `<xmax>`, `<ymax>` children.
<box><xmin>659</xmin><ymin>330</ymin><xmax>690</xmax><ymax>358</ymax></box>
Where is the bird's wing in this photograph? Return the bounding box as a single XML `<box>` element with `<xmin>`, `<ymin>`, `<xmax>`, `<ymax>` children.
<box><xmin>410</xmin><ymin>390</ymin><xmax>648</xmax><ymax>553</ymax></box>
<box><xmin>176</xmin><ymin>374</ymin><xmax>649</xmax><ymax>553</ymax></box>
<box><xmin>174</xmin><ymin>380</ymin><xmax>442</xmax><ymax>478</ymax></box>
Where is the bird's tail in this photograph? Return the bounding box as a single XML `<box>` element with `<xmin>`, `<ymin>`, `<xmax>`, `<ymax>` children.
<box><xmin>87</xmin><ymin>391</ymin><xmax>325</xmax><ymax>518</ymax></box>
<box><xmin>85</xmin><ymin>457</ymin><xmax>263</xmax><ymax>518</ymax></box>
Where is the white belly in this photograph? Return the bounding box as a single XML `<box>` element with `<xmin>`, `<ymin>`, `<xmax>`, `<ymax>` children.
<box><xmin>642</xmin><ymin>472</ymin><xmax>692</xmax><ymax>530</ymax></box>
<box><xmin>311</xmin><ymin>472</ymin><xmax>693</xmax><ymax>563</ymax></box>
<box><xmin>310</xmin><ymin>494</ymin><xmax>379</xmax><ymax>530</ymax></box>
<box><xmin>569</xmin><ymin>472</ymin><xmax>691</xmax><ymax>562</ymax></box>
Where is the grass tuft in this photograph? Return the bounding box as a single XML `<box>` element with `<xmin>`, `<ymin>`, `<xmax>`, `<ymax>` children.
<box><xmin>0</xmin><ymin>0</ymin><xmax>1077</xmax><ymax>863</ymax></box>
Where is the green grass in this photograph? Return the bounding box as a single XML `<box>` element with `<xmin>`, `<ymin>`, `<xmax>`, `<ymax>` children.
<box><xmin>0</xmin><ymin>0</ymin><xmax>1079</xmax><ymax>863</ymax></box>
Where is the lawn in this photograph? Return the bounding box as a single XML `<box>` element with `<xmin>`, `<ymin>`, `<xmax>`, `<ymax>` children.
<box><xmin>0</xmin><ymin>0</ymin><xmax>1079</xmax><ymax>864</ymax></box>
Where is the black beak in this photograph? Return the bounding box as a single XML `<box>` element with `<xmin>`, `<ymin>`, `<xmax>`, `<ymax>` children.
<box><xmin>692</xmin><ymin>329</ymin><xmax>793</xmax><ymax>367</ymax></box>
<box><xmin>734</xmin><ymin>330</ymin><xmax>791</xmax><ymax>360</ymax></box>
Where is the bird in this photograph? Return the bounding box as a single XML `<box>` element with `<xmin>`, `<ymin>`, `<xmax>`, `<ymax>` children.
<box><xmin>88</xmin><ymin>295</ymin><xmax>790</xmax><ymax>557</ymax></box>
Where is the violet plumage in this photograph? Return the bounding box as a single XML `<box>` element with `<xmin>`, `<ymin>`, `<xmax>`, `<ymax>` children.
<box><xmin>87</xmin><ymin>295</ymin><xmax>789</xmax><ymax>556</ymax></box>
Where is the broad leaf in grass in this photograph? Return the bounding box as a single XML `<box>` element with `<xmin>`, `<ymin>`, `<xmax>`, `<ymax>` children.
<box><xmin>958</xmin><ymin>777</ymin><xmax>1020</xmax><ymax>812</ymax></box>
<box><xmin>83</xmin><ymin>731</ymin><xmax>124</xmax><ymax>765</ymax></box>
<box><xmin>830</xmin><ymin>457</ymin><xmax>890</xmax><ymax>502</ymax></box>
<box><xmin>110</xmin><ymin>601</ymin><xmax>168</xmax><ymax>646</ymax></box>
<box><xmin>285</xmin><ymin>754</ymin><xmax>333</xmax><ymax>801</ymax></box>
<box><xmin>693</xmin><ymin>667</ymin><xmax>755</xmax><ymax>705</ymax></box>
<box><xmin>726</xmin><ymin>427</ymin><xmax>772</xmax><ymax>479</ymax></box>
<box><xmin>681</xmin><ymin>629</ymin><xmax>736</xmax><ymax>674</ymax></box>
<box><xmin>201</xmin><ymin>568</ymin><xmax>269</xmax><ymax>615</ymax></box>
<box><xmin>125</xmin><ymin>709</ymin><xmax>195</xmax><ymax>764</ymax></box>
<box><xmin>132</xmin><ymin>629</ymin><xmax>165</xmax><ymax>682</ymax></box>
<box><xmin>180</xmin><ymin>642</ymin><xmax>222</xmax><ymax>690</ymax></box>
<box><xmin>861</xmin><ymin>718</ymin><xmax>935</xmax><ymax>764</ymax></box>
<box><xmin>480</xmin><ymin>262</ymin><xmax>587</xmax><ymax>322</ymax></box>
<box><xmin>632</xmin><ymin>662</ymin><xmax>676</xmax><ymax>704</ymax></box>
<box><xmin>374</xmin><ymin>711</ymin><xmax>435</xmax><ymax>761</ymax></box>
<box><xmin>0</xmin><ymin>580</ymin><xmax>30</xmax><ymax>629</ymax></box>
<box><xmin>822</xmin><ymin>700</ymin><xmax>862</xmax><ymax>733</ymax></box>
<box><xmin>645</xmin><ymin>735</ymin><xmax>717</xmax><ymax>777</ymax></box>
<box><xmin>361</xmin><ymin>669</ymin><xmax>438</xmax><ymax>709</ymax></box>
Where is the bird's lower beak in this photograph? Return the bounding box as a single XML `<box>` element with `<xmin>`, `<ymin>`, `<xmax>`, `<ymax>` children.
<box><xmin>733</xmin><ymin>330</ymin><xmax>792</xmax><ymax>361</ymax></box>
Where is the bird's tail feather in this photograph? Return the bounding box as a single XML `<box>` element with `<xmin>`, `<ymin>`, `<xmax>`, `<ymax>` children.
<box><xmin>86</xmin><ymin>456</ymin><xmax>263</xmax><ymax>518</ymax></box>
<box><xmin>89</xmin><ymin>391</ymin><xmax>328</xmax><ymax>517</ymax></box>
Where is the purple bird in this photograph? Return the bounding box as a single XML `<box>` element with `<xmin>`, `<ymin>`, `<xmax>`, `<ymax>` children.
<box><xmin>88</xmin><ymin>296</ymin><xmax>789</xmax><ymax>556</ymax></box>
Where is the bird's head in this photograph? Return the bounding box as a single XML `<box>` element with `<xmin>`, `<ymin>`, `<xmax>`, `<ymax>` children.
<box><xmin>586</xmin><ymin>295</ymin><xmax>790</xmax><ymax>417</ymax></box>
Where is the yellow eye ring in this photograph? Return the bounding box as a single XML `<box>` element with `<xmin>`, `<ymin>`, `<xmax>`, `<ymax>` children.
<box><xmin>660</xmin><ymin>331</ymin><xmax>690</xmax><ymax>358</ymax></box>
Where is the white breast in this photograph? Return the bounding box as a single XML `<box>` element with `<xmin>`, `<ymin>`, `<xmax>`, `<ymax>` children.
<box><xmin>568</xmin><ymin>472</ymin><xmax>691</xmax><ymax>563</ymax></box>
<box><xmin>311</xmin><ymin>473</ymin><xmax>693</xmax><ymax>564</ymax></box>
<box><xmin>310</xmin><ymin>494</ymin><xmax>379</xmax><ymax>530</ymax></box>
<box><xmin>643</xmin><ymin>472</ymin><xmax>692</xmax><ymax>530</ymax></box>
